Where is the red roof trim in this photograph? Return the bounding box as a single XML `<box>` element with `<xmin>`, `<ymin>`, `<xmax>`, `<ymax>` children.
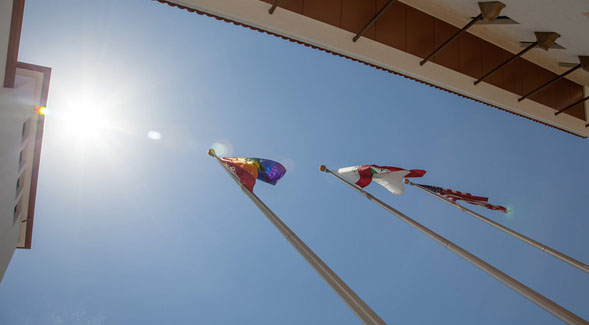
<box><xmin>153</xmin><ymin>0</ymin><xmax>585</xmax><ymax>138</ymax></box>
<box><xmin>15</xmin><ymin>62</ymin><xmax>51</xmax><ymax>249</ymax></box>
<box><xmin>3</xmin><ymin>0</ymin><xmax>25</xmax><ymax>88</ymax></box>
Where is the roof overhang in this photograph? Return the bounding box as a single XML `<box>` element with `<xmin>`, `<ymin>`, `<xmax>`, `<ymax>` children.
<box><xmin>3</xmin><ymin>0</ymin><xmax>24</xmax><ymax>88</ymax></box>
<box><xmin>156</xmin><ymin>0</ymin><xmax>589</xmax><ymax>137</ymax></box>
<box><xmin>403</xmin><ymin>0</ymin><xmax>589</xmax><ymax>87</ymax></box>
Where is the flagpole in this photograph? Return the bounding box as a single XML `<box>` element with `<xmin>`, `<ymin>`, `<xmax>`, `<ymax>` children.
<box><xmin>208</xmin><ymin>150</ymin><xmax>385</xmax><ymax>325</ymax></box>
<box><xmin>406</xmin><ymin>180</ymin><xmax>589</xmax><ymax>274</ymax></box>
<box><xmin>321</xmin><ymin>165</ymin><xmax>587</xmax><ymax>324</ymax></box>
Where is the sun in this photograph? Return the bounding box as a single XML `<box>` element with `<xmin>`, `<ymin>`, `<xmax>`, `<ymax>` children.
<box><xmin>59</xmin><ymin>94</ymin><xmax>112</xmax><ymax>142</ymax></box>
<box><xmin>65</xmin><ymin>105</ymin><xmax>106</xmax><ymax>137</ymax></box>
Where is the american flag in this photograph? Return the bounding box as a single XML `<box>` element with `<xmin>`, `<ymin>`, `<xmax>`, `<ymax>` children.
<box><xmin>417</xmin><ymin>183</ymin><xmax>508</xmax><ymax>213</ymax></box>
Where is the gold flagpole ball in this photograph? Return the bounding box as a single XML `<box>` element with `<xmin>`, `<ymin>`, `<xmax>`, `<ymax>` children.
<box><xmin>208</xmin><ymin>149</ymin><xmax>216</xmax><ymax>156</ymax></box>
<box><xmin>320</xmin><ymin>165</ymin><xmax>326</xmax><ymax>172</ymax></box>
<box><xmin>403</xmin><ymin>179</ymin><xmax>410</xmax><ymax>184</ymax></box>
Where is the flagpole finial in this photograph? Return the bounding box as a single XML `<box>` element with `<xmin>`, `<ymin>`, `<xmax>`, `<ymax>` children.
<box><xmin>208</xmin><ymin>148</ymin><xmax>216</xmax><ymax>157</ymax></box>
<box><xmin>320</xmin><ymin>165</ymin><xmax>326</xmax><ymax>172</ymax></box>
<box><xmin>403</xmin><ymin>179</ymin><xmax>410</xmax><ymax>184</ymax></box>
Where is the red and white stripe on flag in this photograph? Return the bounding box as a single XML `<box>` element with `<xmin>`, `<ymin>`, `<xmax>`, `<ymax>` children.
<box><xmin>419</xmin><ymin>184</ymin><xmax>508</xmax><ymax>213</ymax></box>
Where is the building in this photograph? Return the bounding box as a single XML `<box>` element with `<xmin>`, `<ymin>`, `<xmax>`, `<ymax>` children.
<box><xmin>155</xmin><ymin>0</ymin><xmax>589</xmax><ymax>137</ymax></box>
<box><xmin>0</xmin><ymin>0</ymin><xmax>51</xmax><ymax>281</ymax></box>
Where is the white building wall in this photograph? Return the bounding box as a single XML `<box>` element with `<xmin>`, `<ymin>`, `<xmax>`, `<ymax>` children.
<box><xmin>0</xmin><ymin>69</ymin><xmax>43</xmax><ymax>282</ymax></box>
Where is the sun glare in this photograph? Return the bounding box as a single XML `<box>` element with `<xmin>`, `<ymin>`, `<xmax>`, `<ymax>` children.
<box><xmin>54</xmin><ymin>87</ymin><xmax>164</xmax><ymax>153</ymax></box>
<box><xmin>50</xmin><ymin>89</ymin><xmax>120</xmax><ymax>148</ymax></box>
<box><xmin>211</xmin><ymin>140</ymin><xmax>233</xmax><ymax>156</ymax></box>
<box><xmin>63</xmin><ymin>102</ymin><xmax>108</xmax><ymax>139</ymax></box>
<box><xmin>147</xmin><ymin>130</ymin><xmax>162</xmax><ymax>140</ymax></box>
<box><xmin>36</xmin><ymin>106</ymin><xmax>47</xmax><ymax>115</ymax></box>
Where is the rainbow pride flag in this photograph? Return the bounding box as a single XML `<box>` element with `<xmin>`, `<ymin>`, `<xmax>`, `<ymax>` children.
<box><xmin>220</xmin><ymin>157</ymin><xmax>286</xmax><ymax>192</ymax></box>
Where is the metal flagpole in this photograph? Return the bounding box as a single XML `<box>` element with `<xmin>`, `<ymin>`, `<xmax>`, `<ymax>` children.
<box><xmin>406</xmin><ymin>180</ymin><xmax>589</xmax><ymax>274</ymax></box>
<box><xmin>321</xmin><ymin>165</ymin><xmax>587</xmax><ymax>324</ymax></box>
<box><xmin>208</xmin><ymin>150</ymin><xmax>385</xmax><ymax>325</ymax></box>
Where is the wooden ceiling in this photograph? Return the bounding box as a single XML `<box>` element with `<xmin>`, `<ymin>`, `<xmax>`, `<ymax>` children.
<box><xmin>261</xmin><ymin>0</ymin><xmax>586</xmax><ymax>121</ymax></box>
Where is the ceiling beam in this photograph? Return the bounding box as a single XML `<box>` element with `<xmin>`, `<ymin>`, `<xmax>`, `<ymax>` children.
<box><xmin>353</xmin><ymin>0</ymin><xmax>397</xmax><ymax>42</ymax></box>
<box><xmin>554</xmin><ymin>96</ymin><xmax>589</xmax><ymax>116</ymax></box>
<box><xmin>420</xmin><ymin>1</ymin><xmax>506</xmax><ymax>66</ymax></box>
<box><xmin>518</xmin><ymin>64</ymin><xmax>580</xmax><ymax>102</ymax></box>
<box><xmin>519</xmin><ymin>56</ymin><xmax>589</xmax><ymax>102</ymax></box>
<box><xmin>268</xmin><ymin>0</ymin><xmax>280</xmax><ymax>14</ymax></box>
<box><xmin>475</xmin><ymin>32</ymin><xmax>560</xmax><ymax>85</ymax></box>
<box><xmin>420</xmin><ymin>13</ymin><xmax>482</xmax><ymax>66</ymax></box>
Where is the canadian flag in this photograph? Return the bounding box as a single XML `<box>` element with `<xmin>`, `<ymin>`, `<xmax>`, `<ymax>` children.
<box><xmin>336</xmin><ymin>165</ymin><xmax>426</xmax><ymax>195</ymax></box>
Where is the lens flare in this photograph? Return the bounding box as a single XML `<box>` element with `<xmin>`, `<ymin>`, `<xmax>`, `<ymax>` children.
<box><xmin>211</xmin><ymin>140</ymin><xmax>233</xmax><ymax>156</ymax></box>
<box><xmin>504</xmin><ymin>207</ymin><xmax>514</xmax><ymax>220</ymax></box>
<box><xmin>36</xmin><ymin>106</ymin><xmax>47</xmax><ymax>115</ymax></box>
<box><xmin>147</xmin><ymin>130</ymin><xmax>162</xmax><ymax>140</ymax></box>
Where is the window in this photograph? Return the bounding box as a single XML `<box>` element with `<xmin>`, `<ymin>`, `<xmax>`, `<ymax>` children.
<box><xmin>21</xmin><ymin>119</ymin><xmax>31</xmax><ymax>142</ymax></box>
<box><xmin>18</xmin><ymin>149</ymin><xmax>25</xmax><ymax>169</ymax></box>
<box><xmin>13</xmin><ymin>197</ymin><xmax>23</xmax><ymax>225</ymax></box>
<box><xmin>16</xmin><ymin>172</ymin><xmax>25</xmax><ymax>198</ymax></box>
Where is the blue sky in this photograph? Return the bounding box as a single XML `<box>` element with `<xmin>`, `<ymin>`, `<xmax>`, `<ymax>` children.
<box><xmin>1</xmin><ymin>0</ymin><xmax>588</xmax><ymax>324</ymax></box>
